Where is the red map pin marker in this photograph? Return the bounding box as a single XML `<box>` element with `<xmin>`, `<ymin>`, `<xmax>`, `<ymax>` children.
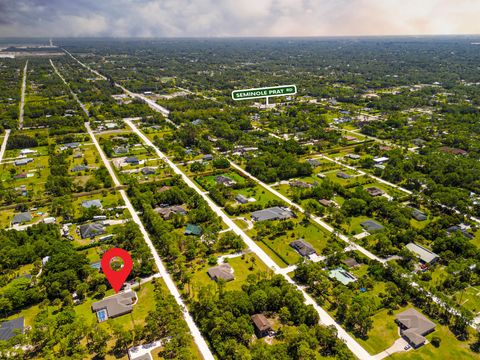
<box><xmin>101</xmin><ymin>248</ymin><xmax>133</xmax><ymax>293</ymax></box>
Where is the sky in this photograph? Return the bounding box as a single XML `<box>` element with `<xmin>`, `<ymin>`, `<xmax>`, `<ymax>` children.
<box><xmin>0</xmin><ymin>0</ymin><xmax>479</xmax><ymax>38</ymax></box>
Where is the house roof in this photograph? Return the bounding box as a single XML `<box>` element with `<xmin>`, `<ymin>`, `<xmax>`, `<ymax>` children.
<box><xmin>207</xmin><ymin>264</ymin><xmax>234</xmax><ymax>282</ymax></box>
<box><xmin>337</xmin><ymin>171</ymin><xmax>352</xmax><ymax>179</ymax></box>
<box><xmin>290</xmin><ymin>239</ymin><xmax>316</xmax><ymax>257</ymax></box>
<box><xmin>396</xmin><ymin>308</ymin><xmax>435</xmax><ymax>337</ymax></box>
<box><xmin>72</xmin><ymin>165</ymin><xmax>88</xmax><ymax>172</ymax></box>
<box><xmin>141</xmin><ymin>167</ymin><xmax>155</xmax><ymax>175</ymax></box>
<box><xmin>235</xmin><ymin>194</ymin><xmax>248</xmax><ymax>204</ymax></box>
<box><xmin>82</xmin><ymin>199</ymin><xmax>102</xmax><ymax>208</ymax></box>
<box><xmin>402</xmin><ymin>329</ymin><xmax>427</xmax><ymax>347</ymax></box>
<box><xmin>365</xmin><ymin>187</ymin><xmax>384</xmax><ymax>196</ymax></box>
<box><xmin>79</xmin><ymin>223</ymin><xmax>105</xmax><ymax>239</ymax></box>
<box><xmin>0</xmin><ymin>317</ymin><xmax>24</xmax><ymax>341</ymax></box>
<box><xmin>342</xmin><ymin>257</ymin><xmax>360</xmax><ymax>268</ymax></box>
<box><xmin>12</xmin><ymin>212</ymin><xmax>32</xmax><ymax>224</ymax></box>
<box><xmin>185</xmin><ymin>223</ymin><xmax>202</xmax><ymax>236</ymax></box>
<box><xmin>14</xmin><ymin>158</ymin><xmax>33</xmax><ymax>166</ymax></box>
<box><xmin>319</xmin><ymin>199</ymin><xmax>332</xmax><ymax>207</ymax></box>
<box><xmin>92</xmin><ymin>291</ymin><xmax>137</xmax><ymax>318</ymax></box>
<box><xmin>360</xmin><ymin>220</ymin><xmax>384</xmax><ymax>231</ymax></box>
<box><xmin>251</xmin><ymin>314</ymin><xmax>272</xmax><ymax>332</ymax></box>
<box><xmin>251</xmin><ymin>207</ymin><xmax>294</xmax><ymax>222</ymax></box>
<box><xmin>154</xmin><ymin>205</ymin><xmax>187</xmax><ymax>219</ymax></box>
<box><xmin>329</xmin><ymin>268</ymin><xmax>357</xmax><ymax>285</ymax></box>
<box><xmin>411</xmin><ymin>209</ymin><xmax>427</xmax><ymax>221</ymax></box>
<box><xmin>405</xmin><ymin>243</ymin><xmax>439</xmax><ymax>264</ymax></box>
<box><xmin>216</xmin><ymin>175</ymin><xmax>236</xmax><ymax>185</ymax></box>
<box><xmin>125</xmin><ymin>156</ymin><xmax>139</xmax><ymax>163</ymax></box>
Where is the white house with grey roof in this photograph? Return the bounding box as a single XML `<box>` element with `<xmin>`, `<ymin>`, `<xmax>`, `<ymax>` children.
<box><xmin>405</xmin><ymin>243</ymin><xmax>439</xmax><ymax>264</ymax></box>
<box><xmin>12</xmin><ymin>212</ymin><xmax>32</xmax><ymax>225</ymax></box>
<box><xmin>251</xmin><ymin>207</ymin><xmax>294</xmax><ymax>222</ymax></box>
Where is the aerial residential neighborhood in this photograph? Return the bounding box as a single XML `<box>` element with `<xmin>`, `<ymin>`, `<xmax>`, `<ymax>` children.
<box><xmin>0</xmin><ymin>1</ymin><xmax>479</xmax><ymax>360</ymax></box>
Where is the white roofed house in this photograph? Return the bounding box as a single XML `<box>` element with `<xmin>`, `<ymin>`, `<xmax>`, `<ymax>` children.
<box><xmin>405</xmin><ymin>243</ymin><xmax>439</xmax><ymax>265</ymax></box>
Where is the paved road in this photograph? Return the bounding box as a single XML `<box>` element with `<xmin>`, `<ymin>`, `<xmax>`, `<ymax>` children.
<box><xmin>86</xmin><ymin>122</ymin><xmax>214</xmax><ymax>360</ymax></box>
<box><xmin>229</xmin><ymin>161</ymin><xmax>385</xmax><ymax>264</ymax></box>
<box><xmin>0</xmin><ymin>129</ymin><xmax>11</xmax><ymax>164</ymax></box>
<box><xmin>125</xmin><ymin>119</ymin><xmax>374</xmax><ymax>360</ymax></box>
<box><xmin>50</xmin><ymin>59</ymin><xmax>90</xmax><ymax>117</ymax></box>
<box><xmin>51</xmin><ymin>60</ymin><xmax>215</xmax><ymax>359</ymax></box>
<box><xmin>19</xmin><ymin>61</ymin><xmax>28</xmax><ymax>129</ymax></box>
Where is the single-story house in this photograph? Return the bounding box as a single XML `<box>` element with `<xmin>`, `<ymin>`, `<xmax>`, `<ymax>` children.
<box><xmin>446</xmin><ymin>224</ymin><xmax>474</xmax><ymax>239</ymax></box>
<box><xmin>306</xmin><ymin>159</ymin><xmax>321</xmax><ymax>167</ymax></box>
<box><xmin>154</xmin><ymin>205</ymin><xmax>187</xmax><ymax>220</ymax></box>
<box><xmin>202</xmin><ymin>154</ymin><xmax>213</xmax><ymax>161</ymax></box>
<box><xmin>79</xmin><ymin>223</ymin><xmax>105</xmax><ymax>239</ymax></box>
<box><xmin>14</xmin><ymin>173</ymin><xmax>27</xmax><ymax>179</ymax></box>
<box><xmin>20</xmin><ymin>149</ymin><xmax>36</xmax><ymax>155</ymax></box>
<box><xmin>290</xmin><ymin>239</ymin><xmax>316</xmax><ymax>257</ymax></box>
<box><xmin>342</xmin><ymin>257</ymin><xmax>360</xmax><ymax>268</ymax></box>
<box><xmin>373</xmin><ymin>156</ymin><xmax>389</xmax><ymax>164</ymax></box>
<box><xmin>405</xmin><ymin>243</ymin><xmax>439</xmax><ymax>264</ymax></box>
<box><xmin>396</xmin><ymin>308</ymin><xmax>436</xmax><ymax>348</ymax></box>
<box><xmin>347</xmin><ymin>154</ymin><xmax>361</xmax><ymax>160</ymax></box>
<box><xmin>12</xmin><ymin>212</ymin><xmax>32</xmax><ymax>225</ymax></box>
<box><xmin>337</xmin><ymin>171</ymin><xmax>352</xmax><ymax>179</ymax></box>
<box><xmin>360</xmin><ymin>220</ymin><xmax>384</xmax><ymax>232</ymax></box>
<box><xmin>14</xmin><ymin>158</ymin><xmax>33</xmax><ymax>166</ymax></box>
<box><xmin>207</xmin><ymin>264</ymin><xmax>234</xmax><ymax>282</ymax></box>
<box><xmin>439</xmin><ymin>146</ymin><xmax>468</xmax><ymax>156</ymax></box>
<box><xmin>63</xmin><ymin>142</ymin><xmax>79</xmax><ymax>149</ymax></box>
<box><xmin>251</xmin><ymin>314</ymin><xmax>273</xmax><ymax>338</ymax></box>
<box><xmin>290</xmin><ymin>180</ymin><xmax>313</xmax><ymax>188</ymax></box>
<box><xmin>319</xmin><ymin>199</ymin><xmax>333</xmax><ymax>207</ymax></box>
<box><xmin>235</xmin><ymin>194</ymin><xmax>249</xmax><ymax>204</ymax></box>
<box><xmin>141</xmin><ymin>167</ymin><xmax>156</xmax><ymax>175</ymax></box>
<box><xmin>185</xmin><ymin>223</ymin><xmax>202</xmax><ymax>236</ymax></box>
<box><xmin>43</xmin><ymin>217</ymin><xmax>56</xmax><ymax>224</ymax></box>
<box><xmin>411</xmin><ymin>209</ymin><xmax>427</xmax><ymax>221</ymax></box>
<box><xmin>329</xmin><ymin>268</ymin><xmax>357</xmax><ymax>285</ymax></box>
<box><xmin>92</xmin><ymin>290</ymin><xmax>137</xmax><ymax>322</ymax></box>
<box><xmin>72</xmin><ymin>165</ymin><xmax>89</xmax><ymax>172</ymax></box>
<box><xmin>113</xmin><ymin>146</ymin><xmax>129</xmax><ymax>155</ymax></box>
<box><xmin>216</xmin><ymin>175</ymin><xmax>236</xmax><ymax>187</ymax></box>
<box><xmin>365</xmin><ymin>187</ymin><xmax>385</xmax><ymax>197</ymax></box>
<box><xmin>0</xmin><ymin>317</ymin><xmax>24</xmax><ymax>341</ymax></box>
<box><xmin>82</xmin><ymin>199</ymin><xmax>102</xmax><ymax>209</ymax></box>
<box><xmin>125</xmin><ymin>157</ymin><xmax>140</xmax><ymax>165</ymax></box>
<box><xmin>251</xmin><ymin>207</ymin><xmax>294</xmax><ymax>222</ymax></box>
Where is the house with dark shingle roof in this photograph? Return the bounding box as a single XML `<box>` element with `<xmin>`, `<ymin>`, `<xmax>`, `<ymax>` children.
<box><xmin>154</xmin><ymin>205</ymin><xmax>187</xmax><ymax>220</ymax></box>
<box><xmin>79</xmin><ymin>223</ymin><xmax>105</xmax><ymax>239</ymax></box>
<box><xmin>365</xmin><ymin>187</ymin><xmax>384</xmax><ymax>197</ymax></box>
<box><xmin>251</xmin><ymin>207</ymin><xmax>294</xmax><ymax>222</ymax></box>
<box><xmin>336</xmin><ymin>171</ymin><xmax>352</xmax><ymax>179</ymax></box>
<box><xmin>396</xmin><ymin>308</ymin><xmax>436</xmax><ymax>348</ymax></box>
<box><xmin>215</xmin><ymin>175</ymin><xmax>236</xmax><ymax>187</ymax></box>
<box><xmin>12</xmin><ymin>212</ymin><xmax>32</xmax><ymax>225</ymax></box>
<box><xmin>290</xmin><ymin>239</ymin><xmax>316</xmax><ymax>257</ymax></box>
<box><xmin>0</xmin><ymin>317</ymin><xmax>24</xmax><ymax>341</ymax></box>
<box><xmin>125</xmin><ymin>157</ymin><xmax>139</xmax><ymax>165</ymax></box>
<box><xmin>207</xmin><ymin>264</ymin><xmax>234</xmax><ymax>282</ymax></box>
<box><xmin>411</xmin><ymin>209</ymin><xmax>427</xmax><ymax>221</ymax></box>
<box><xmin>72</xmin><ymin>165</ymin><xmax>89</xmax><ymax>172</ymax></box>
<box><xmin>360</xmin><ymin>220</ymin><xmax>384</xmax><ymax>232</ymax></box>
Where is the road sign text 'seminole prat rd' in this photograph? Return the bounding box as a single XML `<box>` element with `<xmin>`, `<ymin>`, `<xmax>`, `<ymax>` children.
<box><xmin>232</xmin><ymin>85</ymin><xmax>297</xmax><ymax>100</ymax></box>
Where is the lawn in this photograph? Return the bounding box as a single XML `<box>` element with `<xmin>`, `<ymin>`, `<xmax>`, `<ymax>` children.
<box><xmin>389</xmin><ymin>324</ymin><xmax>480</xmax><ymax>360</ymax></box>
<box><xmin>235</xmin><ymin>185</ymin><xmax>282</xmax><ymax>208</ymax></box>
<box><xmin>342</xmin><ymin>215</ymin><xmax>374</xmax><ymax>235</ymax></box>
<box><xmin>353</xmin><ymin>307</ymin><xmax>403</xmax><ymax>355</ymax></box>
<box><xmin>189</xmin><ymin>253</ymin><xmax>270</xmax><ymax>296</ymax></box>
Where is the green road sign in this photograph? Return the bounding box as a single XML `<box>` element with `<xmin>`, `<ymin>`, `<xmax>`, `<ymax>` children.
<box><xmin>232</xmin><ymin>85</ymin><xmax>297</xmax><ymax>101</ymax></box>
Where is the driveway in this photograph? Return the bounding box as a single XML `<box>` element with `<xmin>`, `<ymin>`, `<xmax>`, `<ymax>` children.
<box><xmin>373</xmin><ymin>337</ymin><xmax>410</xmax><ymax>360</ymax></box>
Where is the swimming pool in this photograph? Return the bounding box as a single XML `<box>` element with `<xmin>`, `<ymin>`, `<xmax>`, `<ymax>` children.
<box><xmin>96</xmin><ymin>309</ymin><xmax>108</xmax><ymax>322</ymax></box>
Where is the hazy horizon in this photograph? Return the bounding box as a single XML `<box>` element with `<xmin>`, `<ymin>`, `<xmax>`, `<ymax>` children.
<box><xmin>1</xmin><ymin>0</ymin><xmax>479</xmax><ymax>38</ymax></box>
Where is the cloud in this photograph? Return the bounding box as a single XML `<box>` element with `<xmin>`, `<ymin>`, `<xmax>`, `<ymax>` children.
<box><xmin>0</xmin><ymin>0</ymin><xmax>478</xmax><ymax>37</ymax></box>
